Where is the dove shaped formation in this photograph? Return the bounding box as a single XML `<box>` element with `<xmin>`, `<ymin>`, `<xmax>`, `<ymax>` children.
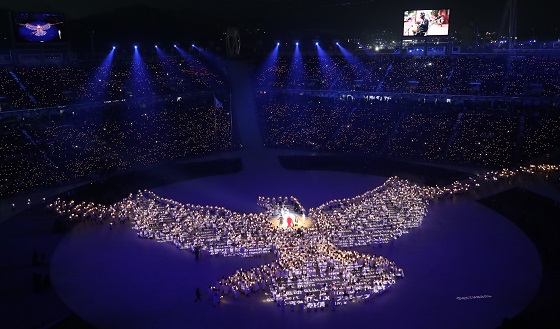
<box><xmin>48</xmin><ymin>163</ymin><xmax>558</xmax><ymax>311</ymax></box>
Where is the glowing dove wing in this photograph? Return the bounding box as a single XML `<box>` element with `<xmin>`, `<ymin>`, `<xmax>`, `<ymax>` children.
<box><xmin>310</xmin><ymin>176</ymin><xmax>432</xmax><ymax>248</ymax></box>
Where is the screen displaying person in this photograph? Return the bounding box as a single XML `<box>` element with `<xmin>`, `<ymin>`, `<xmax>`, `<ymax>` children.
<box><xmin>414</xmin><ymin>12</ymin><xmax>429</xmax><ymax>36</ymax></box>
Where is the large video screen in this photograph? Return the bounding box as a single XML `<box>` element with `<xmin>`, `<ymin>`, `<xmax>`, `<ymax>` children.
<box><xmin>403</xmin><ymin>9</ymin><xmax>450</xmax><ymax>37</ymax></box>
<box><xmin>11</xmin><ymin>12</ymin><xmax>66</xmax><ymax>43</ymax></box>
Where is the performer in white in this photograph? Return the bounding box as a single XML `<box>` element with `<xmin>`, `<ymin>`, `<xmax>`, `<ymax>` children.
<box><xmin>280</xmin><ymin>208</ymin><xmax>287</xmax><ymax>228</ymax></box>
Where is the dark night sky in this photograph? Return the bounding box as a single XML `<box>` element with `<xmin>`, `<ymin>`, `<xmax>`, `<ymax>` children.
<box><xmin>1</xmin><ymin>0</ymin><xmax>558</xmax><ymax>39</ymax></box>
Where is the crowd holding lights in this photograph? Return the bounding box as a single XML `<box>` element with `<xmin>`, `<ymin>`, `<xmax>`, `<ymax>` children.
<box><xmin>48</xmin><ymin>162</ymin><xmax>559</xmax><ymax>311</ymax></box>
<box><xmin>1</xmin><ymin>53</ymin><xmax>559</xmax><ymax>112</ymax></box>
<box><xmin>2</xmin><ymin>52</ymin><xmax>560</xmax><ymax>198</ymax></box>
<box><xmin>0</xmin><ymin>55</ymin><xmax>226</xmax><ymax>111</ymax></box>
<box><xmin>522</xmin><ymin>115</ymin><xmax>560</xmax><ymax>161</ymax></box>
<box><xmin>447</xmin><ymin>112</ymin><xmax>518</xmax><ymax>167</ymax></box>
<box><xmin>504</xmin><ymin>56</ymin><xmax>560</xmax><ymax>97</ymax></box>
<box><xmin>331</xmin><ymin>56</ymin><xmax>393</xmax><ymax>91</ymax></box>
<box><xmin>0</xmin><ymin>98</ymin><xmax>236</xmax><ymax>197</ymax></box>
<box><xmin>0</xmin><ymin>68</ymin><xmax>37</xmax><ymax>109</ymax></box>
<box><xmin>256</xmin><ymin>53</ymin><xmax>560</xmax><ymax>98</ymax></box>
<box><xmin>256</xmin><ymin>93</ymin><xmax>560</xmax><ymax>168</ymax></box>
<box><xmin>385</xmin><ymin>111</ymin><xmax>455</xmax><ymax>161</ymax></box>
<box><xmin>0</xmin><ymin>46</ymin><xmax>233</xmax><ymax>197</ymax></box>
<box><xmin>445</xmin><ymin>56</ymin><xmax>508</xmax><ymax>96</ymax></box>
<box><xmin>0</xmin><ymin>126</ymin><xmax>66</xmax><ymax>196</ymax></box>
<box><xmin>380</xmin><ymin>56</ymin><xmax>452</xmax><ymax>94</ymax></box>
<box><xmin>253</xmin><ymin>53</ymin><xmax>559</xmax><ymax>169</ymax></box>
<box><xmin>256</xmin><ymin>55</ymin><xmax>349</xmax><ymax>90</ymax></box>
<box><xmin>324</xmin><ymin>104</ymin><xmax>400</xmax><ymax>154</ymax></box>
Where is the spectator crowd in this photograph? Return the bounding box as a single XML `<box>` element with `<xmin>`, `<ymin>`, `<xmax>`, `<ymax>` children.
<box><xmin>2</xmin><ymin>52</ymin><xmax>560</xmax><ymax>198</ymax></box>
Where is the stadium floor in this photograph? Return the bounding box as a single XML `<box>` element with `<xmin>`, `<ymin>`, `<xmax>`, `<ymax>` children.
<box><xmin>43</xmin><ymin>151</ymin><xmax>541</xmax><ymax>329</ymax></box>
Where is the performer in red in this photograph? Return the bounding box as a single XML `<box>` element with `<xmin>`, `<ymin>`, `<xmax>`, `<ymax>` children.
<box><xmin>287</xmin><ymin>216</ymin><xmax>293</xmax><ymax>228</ymax></box>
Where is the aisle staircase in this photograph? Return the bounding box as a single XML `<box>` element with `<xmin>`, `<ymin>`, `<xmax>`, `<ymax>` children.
<box><xmin>443</xmin><ymin>112</ymin><xmax>463</xmax><ymax>158</ymax></box>
<box><xmin>9</xmin><ymin>71</ymin><xmax>38</xmax><ymax>107</ymax></box>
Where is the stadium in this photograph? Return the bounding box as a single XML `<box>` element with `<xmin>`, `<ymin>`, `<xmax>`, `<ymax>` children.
<box><xmin>1</xmin><ymin>1</ymin><xmax>559</xmax><ymax>329</ymax></box>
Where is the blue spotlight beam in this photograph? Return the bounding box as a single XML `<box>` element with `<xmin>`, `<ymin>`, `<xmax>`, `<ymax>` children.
<box><xmin>255</xmin><ymin>43</ymin><xmax>280</xmax><ymax>88</ymax></box>
<box><xmin>289</xmin><ymin>42</ymin><xmax>303</xmax><ymax>89</ymax></box>
<box><xmin>336</xmin><ymin>43</ymin><xmax>367</xmax><ymax>87</ymax></box>
<box><xmin>79</xmin><ymin>47</ymin><xmax>115</xmax><ymax>104</ymax></box>
<box><xmin>128</xmin><ymin>45</ymin><xmax>155</xmax><ymax>100</ymax></box>
<box><xmin>174</xmin><ymin>45</ymin><xmax>226</xmax><ymax>90</ymax></box>
<box><xmin>154</xmin><ymin>44</ymin><xmax>185</xmax><ymax>92</ymax></box>
<box><xmin>191</xmin><ymin>45</ymin><xmax>225</xmax><ymax>69</ymax></box>
<box><xmin>315</xmin><ymin>43</ymin><xmax>339</xmax><ymax>89</ymax></box>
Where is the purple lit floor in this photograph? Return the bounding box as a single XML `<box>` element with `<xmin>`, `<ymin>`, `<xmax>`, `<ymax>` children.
<box><xmin>49</xmin><ymin>155</ymin><xmax>541</xmax><ymax>329</ymax></box>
